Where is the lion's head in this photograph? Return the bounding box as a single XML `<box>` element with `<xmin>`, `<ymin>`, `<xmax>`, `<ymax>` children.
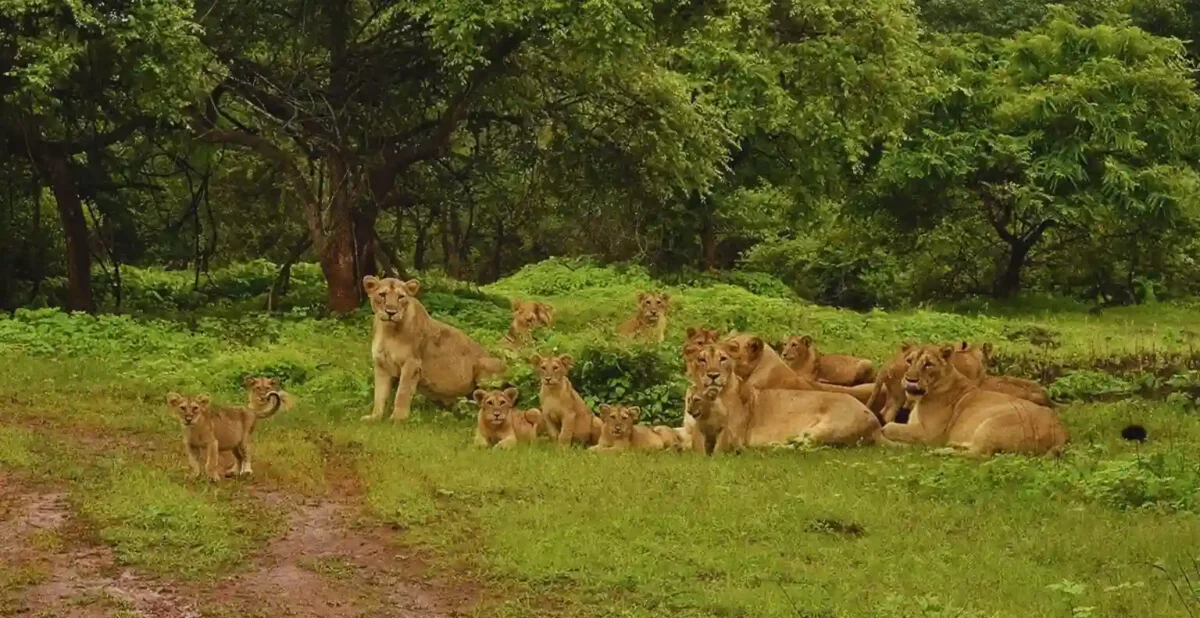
<box><xmin>779</xmin><ymin>334</ymin><xmax>816</xmax><ymax>364</ymax></box>
<box><xmin>692</xmin><ymin>344</ymin><xmax>736</xmax><ymax>392</ymax></box>
<box><xmin>243</xmin><ymin>376</ymin><xmax>280</xmax><ymax>408</ymax></box>
<box><xmin>473</xmin><ymin>387</ymin><xmax>519</xmax><ymax>428</ymax></box>
<box><xmin>511</xmin><ymin>299</ymin><xmax>554</xmax><ymax>330</ymax></box>
<box><xmin>719</xmin><ymin>334</ymin><xmax>767</xmax><ymax>378</ymax></box>
<box><xmin>902</xmin><ymin>345</ymin><xmax>959</xmax><ymax>398</ymax></box>
<box><xmin>687</xmin><ymin>383</ymin><xmax>722</xmax><ymax>421</ymax></box>
<box><xmin>598</xmin><ymin>404</ymin><xmax>641</xmax><ymax>439</ymax></box>
<box><xmin>636</xmin><ymin>292</ymin><xmax>670</xmax><ymax>324</ymax></box>
<box><xmin>530</xmin><ymin>354</ymin><xmax>573</xmax><ymax>388</ymax></box>
<box><xmin>683</xmin><ymin>325</ymin><xmax>720</xmax><ymax>365</ymax></box>
<box><xmin>167</xmin><ymin>393</ymin><xmax>209</xmax><ymax>426</ymax></box>
<box><xmin>363</xmin><ymin>276</ymin><xmax>421</xmax><ymax>323</ymax></box>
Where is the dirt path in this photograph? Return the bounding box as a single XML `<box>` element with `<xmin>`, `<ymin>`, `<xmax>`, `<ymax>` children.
<box><xmin>0</xmin><ymin>466</ymin><xmax>482</xmax><ymax>617</ymax></box>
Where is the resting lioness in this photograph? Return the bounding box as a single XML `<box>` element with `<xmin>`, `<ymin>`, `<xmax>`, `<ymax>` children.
<box><xmin>690</xmin><ymin>345</ymin><xmax>880</xmax><ymax>453</ymax></box>
<box><xmin>719</xmin><ymin>334</ymin><xmax>874</xmax><ymax>404</ymax></box>
<box><xmin>866</xmin><ymin>341</ymin><xmax>988</xmax><ymax>423</ymax></box>
<box><xmin>681</xmin><ymin>325</ymin><xmax>721</xmax><ymax>436</ymax></box>
<box><xmin>779</xmin><ymin>335</ymin><xmax>876</xmax><ymax>386</ymax></box>
<box><xmin>168</xmin><ymin>391</ymin><xmax>282</xmax><ymax>482</ymax></box>
<box><xmin>617</xmin><ymin>292</ymin><xmax>670</xmax><ymax>343</ymax></box>
<box><xmin>505</xmin><ymin>299</ymin><xmax>554</xmax><ymax>344</ymax></box>
<box><xmin>361</xmin><ymin>276</ymin><xmax>506</xmax><ymax>422</ymax></box>
<box><xmin>472</xmin><ymin>387</ymin><xmax>543</xmax><ymax>449</ymax></box>
<box><xmin>589</xmin><ymin>404</ymin><xmax>674</xmax><ymax>452</ymax></box>
<box><xmin>531</xmin><ymin>354</ymin><xmax>602</xmax><ymax>447</ymax></box>
<box><xmin>880</xmin><ymin>345</ymin><xmax>1068</xmax><ymax>457</ymax></box>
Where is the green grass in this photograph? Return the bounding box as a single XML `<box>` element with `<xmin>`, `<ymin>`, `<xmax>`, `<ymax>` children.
<box><xmin>1</xmin><ymin>258</ymin><xmax>1199</xmax><ymax>615</ymax></box>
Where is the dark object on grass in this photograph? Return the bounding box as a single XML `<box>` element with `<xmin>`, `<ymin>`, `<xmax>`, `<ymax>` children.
<box><xmin>1120</xmin><ymin>424</ymin><xmax>1147</xmax><ymax>442</ymax></box>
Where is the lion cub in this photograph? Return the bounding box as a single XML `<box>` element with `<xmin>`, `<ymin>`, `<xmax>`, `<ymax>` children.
<box><xmin>472</xmin><ymin>387</ymin><xmax>543</xmax><ymax>449</ymax></box>
<box><xmin>168</xmin><ymin>391</ymin><xmax>283</xmax><ymax>482</ymax></box>
<box><xmin>589</xmin><ymin>404</ymin><xmax>677</xmax><ymax>452</ymax></box>
<box><xmin>244</xmin><ymin>376</ymin><xmax>296</xmax><ymax>413</ymax></box>
<box><xmin>531</xmin><ymin>354</ymin><xmax>603</xmax><ymax>447</ymax></box>
<box><xmin>505</xmin><ymin>299</ymin><xmax>555</xmax><ymax>344</ymax></box>
<box><xmin>780</xmin><ymin>335</ymin><xmax>876</xmax><ymax>386</ymax></box>
<box><xmin>617</xmin><ymin>292</ymin><xmax>670</xmax><ymax>342</ymax></box>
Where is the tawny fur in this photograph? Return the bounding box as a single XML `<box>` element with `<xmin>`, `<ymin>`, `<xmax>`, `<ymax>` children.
<box><xmin>361</xmin><ymin>276</ymin><xmax>506</xmax><ymax>423</ymax></box>
<box><xmin>780</xmin><ymin>335</ymin><xmax>876</xmax><ymax>386</ymax></box>
<box><xmin>617</xmin><ymin>292</ymin><xmax>670</xmax><ymax>343</ymax></box>
<box><xmin>589</xmin><ymin>404</ymin><xmax>670</xmax><ymax>452</ymax></box>
<box><xmin>244</xmin><ymin>376</ymin><xmax>296</xmax><ymax>414</ymax></box>
<box><xmin>719</xmin><ymin>334</ymin><xmax>874</xmax><ymax>405</ymax></box>
<box><xmin>531</xmin><ymin>354</ymin><xmax>602</xmax><ymax>447</ymax></box>
<box><xmin>504</xmin><ymin>299</ymin><xmax>555</xmax><ymax>344</ymax></box>
<box><xmin>472</xmin><ymin>387</ymin><xmax>542</xmax><ymax>449</ymax></box>
<box><xmin>168</xmin><ymin>391</ymin><xmax>282</xmax><ymax>482</ymax></box>
<box><xmin>866</xmin><ymin>341</ymin><xmax>988</xmax><ymax>423</ymax></box>
<box><xmin>879</xmin><ymin>345</ymin><xmax>1069</xmax><ymax>458</ymax></box>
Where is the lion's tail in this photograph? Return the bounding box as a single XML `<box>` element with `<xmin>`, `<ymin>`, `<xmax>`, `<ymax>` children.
<box><xmin>256</xmin><ymin>391</ymin><xmax>284</xmax><ymax>419</ymax></box>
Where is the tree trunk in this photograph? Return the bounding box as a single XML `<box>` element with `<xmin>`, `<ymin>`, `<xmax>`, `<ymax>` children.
<box><xmin>993</xmin><ymin>240</ymin><xmax>1030</xmax><ymax>299</ymax></box>
<box><xmin>322</xmin><ymin>155</ymin><xmax>360</xmax><ymax>313</ymax></box>
<box><xmin>700</xmin><ymin>214</ymin><xmax>717</xmax><ymax>271</ymax></box>
<box><xmin>37</xmin><ymin>150</ymin><xmax>95</xmax><ymax>313</ymax></box>
<box><xmin>489</xmin><ymin>216</ymin><xmax>504</xmax><ymax>283</ymax></box>
<box><xmin>353</xmin><ymin>202</ymin><xmax>379</xmax><ymax>281</ymax></box>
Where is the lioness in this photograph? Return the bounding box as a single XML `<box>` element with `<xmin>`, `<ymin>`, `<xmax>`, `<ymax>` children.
<box><xmin>505</xmin><ymin>299</ymin><xmax>554</xmax><ymax>344</ymax></box>
<box><xmin>168</xmin><ymin>391</ymin><xmax>282</xmax><ymax>482</ymax></box>
<box><xmin>691</xmin><ymin>344</ymin><xmax>880</xmax><ymax>453</ymax></box>
<box><xmin>617</xmin><ymin>292</ymin><xmax>670</xmax><ymax>342</ymax></box>
<box><xmin>472</xmin><ymin>387</ymin><xmax>542</xmax><ymax>449</ymax></box>
<box><xmin>362</xmin><ymin>276</ymin><xmax>506</xmax><ymax>422</ymax></box>
<box><xmin>589</xmin><ymin>404</ymin><xmax>672</xmax><ymax>452</ymax></box>
<box><xmin>681</xmin><ymin>325</ymin><xmax>721</xmax><ymax>434</ymax></box>
<box><xmin>244</xmin><ymin>376</ymin><xmax>296</xmax><ymax>414</ymax></box>
<box><xmin>880</xmin><ymin>345</ymin><xmax>1068</xmax><ymax>457</ymax></box>
<box><xmin>779</xmin><ymin>335</ymin><xmax>876</xmax><ymax>386</ymax></box>
<box><xmin>531</xmin><ymin>354</ymin><xmax>602</xmax><ymax>447</ymax></box>
<box><xmin>719</xmin><ymin>334</ymin><xmax>874</xmax><ymax>404</ymax></box>
<box><xmin>866</xmin><ymin>341</ymin><xmax>987</xmax><ymax>423</ymax></box>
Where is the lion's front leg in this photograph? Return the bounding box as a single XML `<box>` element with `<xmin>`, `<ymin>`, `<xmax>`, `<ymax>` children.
<box><xmin>363</xmin><ymin>365</ymin><xmax>395</xmax><ymax>422</ymax></box>
<box><xmin>880</xmin><ymin>421</ymin><xmax>932</xmax><ymax>446</ymax></box>
<box><xmin>392</xmin><ymin>359</ymin><xmax>422</xmax><ymax>422</ymax></box>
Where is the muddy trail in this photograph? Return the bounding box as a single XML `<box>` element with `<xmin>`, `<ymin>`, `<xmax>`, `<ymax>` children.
<box><xmin>0</xmin><ymin>453</ymin><xmax>484</xmax><ymax>617</ymax></box>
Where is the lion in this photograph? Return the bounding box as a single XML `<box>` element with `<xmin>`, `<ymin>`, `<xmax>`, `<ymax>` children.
<box><xmin>681</xmin><ymin>325</ymin><xmax>722</xmax><ymax>427</ymax></box>
<box><xmin>689</xmin><ymin>344</ymin><xmax>880</xmax><ymax>454</ymax></box>
<box><xmin>879</xmin><ymin>345</ymin><xmax>1069</xmax><ymax>457</ymax></box>
<box><xmin>168</xmin><ymin>391</ymin><xmax>282</xmax><ymax>482</ymax></box>
<box><xmin>779</xmin><ymin>335</ymin><xmax>876</xmax><ymax>386</ymax></box>
<box><xmin>472</xmin><ymin>387</ymin><xmax>543</xmax><ymax>449</ymax></box>
<box><xmin>617</xmin><ymin>292</ymin><xmax>671</xmax><ymax>342</ymax></box>
<box><xmin>866</xmin><ymin>341</ymin><xmax>988</xmax><ymax>423</ymax></box>
<box><xmin>589</xmin><ymin>404</ymin><xmax>673</xmax><ymax>452</ymax></box>
<box><xmin>531</xmin><ymin>354</ymin><xmax>602</xmax><ymax>447</ymax></box>
<box><xmin>505</xmin><ymin>299</ymin><xmax>554</xmax><ymax>344</ymax></box>
<box><xmin>244</xmin><ymin>376</ymin><xmax>296</xmax><ymax>414</ymax></box>
<box><xmin>719</xmin><ymin>334</ymin><xmax>874</xmax><ymax>404</ymax></box>
<box><xmin>361</xmin><ymin>276</ymin><xmax>506</xmax><ymax>422</ymax></box>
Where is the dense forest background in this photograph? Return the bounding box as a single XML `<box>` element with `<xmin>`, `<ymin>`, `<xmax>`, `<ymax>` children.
<box><xmin>3</xmin><ymin>0</ymin><xmax>1200</xmax><ymax>314</ymax></box>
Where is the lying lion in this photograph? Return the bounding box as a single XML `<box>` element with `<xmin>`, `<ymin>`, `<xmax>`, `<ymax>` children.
<box><xmin>589</xmin><ymin>404</ymin><xmax>678</xmax><ymax>452</ymax></box>
<box><xmin>505</xmin><ymin>299</ymin><xmax>554</xmax><ymax>345</ymax></box>
<box><xmin>688</xmin><ymin>344</ymin><xmax>880</xmax><ymax>454</ymax></box>
<box><xmin>719</xmin><ymin>334</ymin><xmax>874</xmax><ymax>404</ymax></box>
<box><xmin>531</xmin><ymin>354</ymin><xmax>603</xmax><ymax>447</ymax></box>
<box><xmin>880</xmin><ymin>345</ymin><xmax>1068</xmax><ymax>457</ymax></box>
<box><xmin>472</xmin><ymin>387</ymin><xmax>542</xmax><ymax>449</ymax></box>
<box><xmin>779</xmin><ymin>335</ymin><xmax>876</xmax><ymax>386</ymax></box>
<box><xmin>362</xmin><ymin>276</ymin><xmax>506</xmax><ymax>422</ymax></box>
<box><xmin>866</xmin><ymin>341</ymin><xmax>988</xmax><ymax>423</ymax></box>
<box><xmin>617</xmin><ymin>292</ymin><xmax>670</xmax><ymax>343</ymax></box>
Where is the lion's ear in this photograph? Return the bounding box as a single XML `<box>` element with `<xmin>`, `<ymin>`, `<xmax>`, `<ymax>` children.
<box><xmin>363</xmin><ymin>276</ymin><xmax>381</xmax><ymax>294</ymax></box>
<box><xmin>195</xmin><ymin>394</ymin><xmax>211</xmax><ymax>407</ymax></box>
<box><xmin>637</xmin><ymin>292</ymin><xmax>647</xmax><ymax>303</ymax></box>
<box><xmin>404</xmin><ymin>279</ymin><xmax>421</xmax><ymax>296</ymax></box>
<box><xmin>628</xmin><ymin>406</ymin><xmax>642</xmax><ymax>421</ymax></box>
<box><xmin>686</xmin><ymin>326</ymin><xmax>698</xmax><ymax>339</ymax></box>
<box><xmin>900</xmin><ymin>340</ymin><xmax>915</xmax><ymax>353</ymax></box>
<box><xmin>660</xmin><ymin>293</ymin><xmax>670</xmax><ymax>304</ymax></box>
<box><xmin>268</xmin><ymin>378</ymin><xmax>280</xmax><ymax>389</ymax></box>
<box><xmin>529</xmin><ymin>354</ymin><xmax>543</xmax><ymax>367</ymax></box>
<box><xmin>959</xmin><ymin>341</ymin><xmax>969</xmax><ymax>352</ymax></box>
<box><xmin>598</xmin><ymin>404</ymin><xmax>613</xmax><ymax>417</ymax></box>
<box><xmin>243</xmin><ymin>375</ymin><xmax>254</xmax><ymax>387</ymax></box>
<box><xmin>167</xmin><ymin>393</ymin><xmax>184</xmax><ymax>407</ymax></box>
<box><xmin>473</xmin><ymin>389</ymin><xmax>488</xmax><ymax>404</ymax></box>
<box><xmin>560</xmin><ymin>354</ymin><xmax>574</xmax><ymax>370</ymax></box>
<box><xmin>940</xmin><ymin>345</ymin><xmax>956</xmax><ymax>359</ymax></box>
<box><xmin>538</xmin><ymin>303</ymin><xmax>555</xmax><ymax>324</ymax></box>
<box><xmin>747</xmin><ymin>337</ymin><xmax>764</xmax><ymax>357</ymax></box>
<box><xmin>801</xmin><ymin>335</ymin><xmax>814</xmax><ymax>347</ymax></box>
<box><xmin>502</xmin><ymin>387</ymin><xmax>519</xmax><ymax>405</ymax></box>
<box><xmin>981</xmin><ymin>342</ymin><xmax>994</xmax><ymax>359</ymax></box>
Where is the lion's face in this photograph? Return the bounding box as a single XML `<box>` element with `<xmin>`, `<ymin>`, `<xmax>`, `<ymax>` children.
<box><xmin>688</xmin><ymin>386</ymin><xmax>720</xmax><ymax>420</ymax></box>
<box><xmin>599</xmin><ymin>404</ymin><xmax>640</xmax><ymax>438</ymax></box>
<box><xmin>683</xmin><ymin>326</ymin><xmax>720</xmax><ymax>369</ymax></box>
<box><xmin>363</xmin><ymin>276</ymin><xmax>421</xmax><ymax>323</ymax></box>
<box><xmin>168</xmin><ymin>393</ymin><xmax>209</xmax><ymax>426</ymax></box>
<box><xmin>636</xmin><ymin>292</ymin><xmax>670</xmax><ymax>324</ymax></box>
<box><xmin>531</xmin><ymin>354</ymin><xmax>573</xmax><ymax>387</ymax></box>
<box><xmin>720</xmin><ymin>334</ymin><xmax>765</xmax><ymax>378</ymax></box>
<box><xmin>512</xmin><ymin>300</ymin><xmax>553</xmax><ymax>329</ymax></box>
<box><xmin>693</xmin><ymin>344</ymin><xmax>735</xmax><ymax>392</ymax></box>
<box><xmin>779</xmin><ymin>335</ymin><xmax>815</xmax><ymax>364</ymax></box>
<box><xmin>244</xmin><ymin>377</ymin><xmax>280</xmax><ymax>407</ymax></box>
<box><xmin>473</xmin><ymin>387</ymin><xmax>518</xmax><ymax>428</ymax></box>
<box><xmin>902</xmin><ymin>345</ymin><xmax>957</xmax><ymax>398</ymax></box>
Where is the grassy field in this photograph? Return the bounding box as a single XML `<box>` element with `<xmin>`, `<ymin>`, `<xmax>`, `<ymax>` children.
<box><xmin>2</xmin><ymin>259</ymin><xmax>1199</xmax><ymax>617</ymax></box>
